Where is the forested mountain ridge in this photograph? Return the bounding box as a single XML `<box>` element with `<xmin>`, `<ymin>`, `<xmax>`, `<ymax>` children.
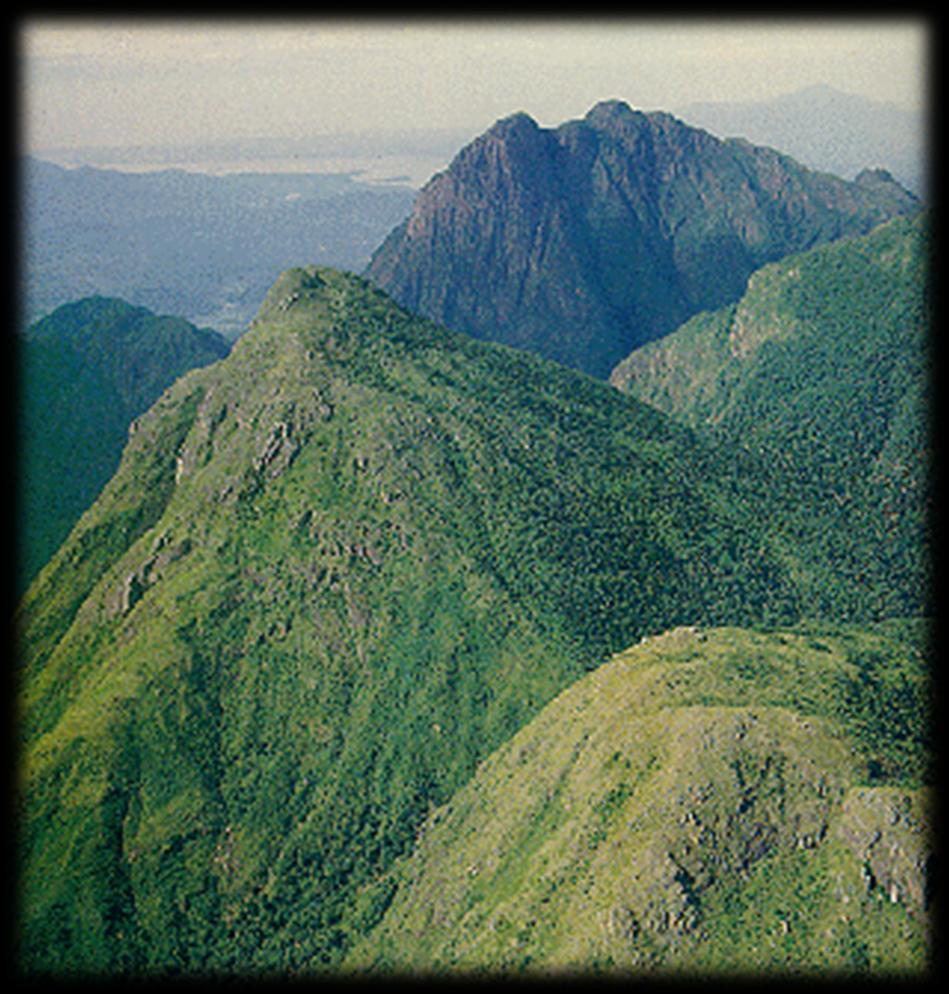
<box><xmin>16</xmin><ymin>296</ymin><xmax>230</xmax><ymax>594</ymax></box>
<box><xmin>14</xmin><ymin>265</ymin><xmax>920</xmax><ymax>975</ymax></box>
<box><xmin>611</xmin><ymin>211</ymin><xmax>932</xmax><ymax>620</ymax></box>
<box><xmin>366</xmin><ymin>99</ymin><xmax>919</xmax><ymax>378</ymax></box>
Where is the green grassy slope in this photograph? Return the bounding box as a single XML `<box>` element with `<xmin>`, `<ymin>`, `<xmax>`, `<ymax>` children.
<box><xmin>611</xmin><ymin>213</ymin><xmax>931</xmax><ymax>617</ymax></box>
<box><xmin>14</xmin><ymin>267</ymin><xmax>905</xmax><ymax>976</ymax></box>
<box><xmin>346</xmin><ymin>620</ymin><xmax>932</xmax><ymax>977</ymax></box>
<box><xmin>16</xmin><ymin>296</ymin><xmax>230</xmax><ymax>593</ymax></box>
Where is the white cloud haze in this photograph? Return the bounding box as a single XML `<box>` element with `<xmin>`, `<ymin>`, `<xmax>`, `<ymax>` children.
<box><xmin>21</xmin><ymin>17</ymin><xmax>928</xmax><ymax>152</ymax></box>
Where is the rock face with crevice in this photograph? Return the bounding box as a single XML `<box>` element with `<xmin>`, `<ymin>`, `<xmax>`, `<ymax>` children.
<box><xmin>836</xmin><ymin>788</ymin><xmax>931</xmax><ymax>916</ymax></box>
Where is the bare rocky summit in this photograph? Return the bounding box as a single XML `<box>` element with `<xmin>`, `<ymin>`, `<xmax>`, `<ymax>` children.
<box><xmin>367</xmin><ymin>100</ymin><xmax>919</xmax><ymax>378</ymax></box>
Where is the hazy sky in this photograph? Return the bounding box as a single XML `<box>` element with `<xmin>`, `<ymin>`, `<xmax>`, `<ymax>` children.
<box><xmin>21</xmin><ymin>17</ymin><xmax>928</xmax><ymax>153</ymax></box>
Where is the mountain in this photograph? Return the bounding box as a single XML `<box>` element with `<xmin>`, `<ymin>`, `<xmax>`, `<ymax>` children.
<box><xmin>41</xmin><ymin>126</ymin><xmax>481</xmax><ymax>189</ymax></box>
<box><xmin>21</xmin><ymin>157</ymin><xmax>415</xmax><ymax>337</ymax></box>
<box><xmin>346</xmin><ymin>620</ymin><xmax>932</xmax><ymax>975</ymax></box>
<box><xmin>16</xmin><ymin>296</ymin><xmax>230</xmax><ymax>594</ymax></box>
<box><xmin>611</xmin><ymin>212</ymin><xmax>932</xmax><ymax>619</ymax></box>
<box><xmin>14</xmin><ymin>267</ymin><xmax>909</xmax><ymax>975</ymax></box>
<box><xmin>677</xmin><ymin>84</ymin><xmax>926</xmax><ymax>198</ymax></box>
<box><xmin>365</xmin><ymin>100</ymin><xmax>919</xmax><ymax>378</ymax></box>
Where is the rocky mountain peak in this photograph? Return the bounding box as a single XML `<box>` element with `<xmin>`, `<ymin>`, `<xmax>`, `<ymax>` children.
<box><xmin>451</xmin><ymin>108</ymin><xmax>551</xmax><ymax>183</ymax></box>
<box><xmin>581</xmin><ymin>100</ymin><xmax>689</xmax><ymax>142</ymax></box>
<box><xmin>367</xmin><ymin>101</ymin><xmax>920</xmax><ymax>379</ymax></box>
<box><xmin>485</xmin><ymin>109</ymin><xmax>540</xmax><ymax>138</ymax></box>
<box><xmin>253</xmin><ymin>265</ymin><xmax>329</xmax><ymax>320</ymax></box>
<box><xmin>855</xmin><ymin>166</ymin><xmax>904</xmax><ymax>188</ymax></box>
<box><xmin>583</xmin><ymin>97</ymin><xmax>641</xmax><ymax>128</ymax></box>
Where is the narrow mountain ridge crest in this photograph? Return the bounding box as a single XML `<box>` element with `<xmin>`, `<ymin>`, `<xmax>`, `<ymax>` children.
<box><xmin>251</xmin><ymin>265</ymin><xmax>331</xmax><ymax>323</ymax></box>
<box><xmin>488</xmin><ymin>110</ymin><xmax>540</xmax><ymax>135</ymax></box>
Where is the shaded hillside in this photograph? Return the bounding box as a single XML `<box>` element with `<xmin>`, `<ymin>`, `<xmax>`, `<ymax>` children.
<box><xmin>14</xmin><ymin>267</ymin><xmax>899</xmax><ymax>976</ymax></box>
<box><xmin>366</xmin><ymin>100</ymin><xmax>919</xmax><ymax>378</ymax></box>
<box><xmin>22</xmin><ymin>157</ymin><xmax>415</xmax><ymax>337</ymax></box>
<box><xmin>347</xmin><ymin>621</ymin><xmax>933</xmax><ymax>976</ymax></box>
<box><xmin>16</xmin><ymin>297</ymin><xmax>230</xmax><ymax>593</ymax></box>
<box><xmin>611</xmin><ymin>212</ymin><xmax>932</xmax><ymax>618</ymax></box>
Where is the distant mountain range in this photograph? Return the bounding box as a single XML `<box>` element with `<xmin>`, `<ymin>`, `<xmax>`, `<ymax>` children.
<box><xmin>36</xmin><ymin>85</ymin><xmax>923</xmax><ymax>195</ymax></box>
<box><xmin>21</xmin><ymin>157</ymin><xmax>416</xmax><ymax>337</ymax></box>
<box><xmin>366</xmin><ymin>100</ymin><xmax>919</xmax><ymax>378</ymax></box>
<box><xmin>16</xmin><ymin>297</ymin><xmax>230</xmax><ymax>593</ymax></box>
<box><xmin>34</xmin><ymin>126</ymin><xmax>479</xmax><ymax>187</ymax></box>
<box><xmin>676</xmin><ymin>84</ymin><xmax>926</xmax><ymax>197</ymax></box>
<box><xmin>22</xmin><ymin>85</ymin><xmax>922</xmax><ymax>347</ymax></box>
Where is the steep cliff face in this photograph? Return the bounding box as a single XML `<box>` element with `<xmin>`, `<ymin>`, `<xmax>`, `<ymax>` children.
<box><xmin>376</xmin><ymin>113</ymin><xmax>614</xmax><ymax>373</ymax></box>
<box><xmin>367</xmin><ymin>100</ymin><xmax>919</xmax><ymax>378</ymax></box>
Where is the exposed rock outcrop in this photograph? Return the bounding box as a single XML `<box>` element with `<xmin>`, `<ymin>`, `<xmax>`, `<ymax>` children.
<box><xmin>367</xmin><ymin>100</ymin><xmax>919</xmax><ymax>378</ymax></box>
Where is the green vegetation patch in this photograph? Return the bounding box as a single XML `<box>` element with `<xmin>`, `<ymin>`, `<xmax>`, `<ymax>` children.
<box><xmin>15</xmin><ymin>268</ymin><xmax>931</xmax><ymax>977</ymax></box>
<box><xmin>347</xmin><ymin>622</ymin><xmax>932</xmax><ymax>977</ymax></box>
